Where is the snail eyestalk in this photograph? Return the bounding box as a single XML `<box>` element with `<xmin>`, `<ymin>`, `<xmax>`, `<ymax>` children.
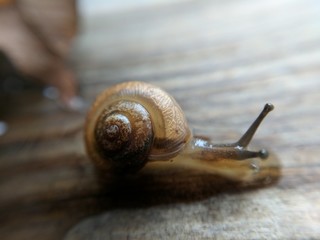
<box><xmin>183</xmin><ymin>103</ymin><xmax>274</xmax><ymax>163</ymax></box>
<box><xmin>230</xmin><ymin>103</ymin><xmax>274</xmax><ymax>160</ymax></box>
<box><xmin>237</xmin><ymin>103</ymin><xmax>274</xmax><ymax>148</ymax></box>
<box><xmin>233</xmin><ymin>103</ymin><xmax>274</xmax><ymax>161</ymax></box>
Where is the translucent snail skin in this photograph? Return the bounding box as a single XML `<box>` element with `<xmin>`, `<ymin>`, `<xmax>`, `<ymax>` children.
<box><xmin>85</xmin><ymin>81</ymin><xmax>274</xmax><ymax>179</ymax></box>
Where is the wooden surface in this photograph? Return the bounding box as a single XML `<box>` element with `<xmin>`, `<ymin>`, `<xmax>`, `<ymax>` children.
<box><xmin>1</xmin><ymin>0</ymin><xmax>320</xmax><ymax>239</ymax></box>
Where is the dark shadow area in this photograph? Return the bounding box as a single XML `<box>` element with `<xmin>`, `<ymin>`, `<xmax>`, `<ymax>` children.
<box><xmin>93</xmin><ymin>153</ymin><xmax>282</xmax><ymax>209</ymax></box>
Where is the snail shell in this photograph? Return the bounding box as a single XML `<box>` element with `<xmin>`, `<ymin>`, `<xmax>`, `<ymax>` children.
<box><xmin>85</xmin><ymin>81</ymin><xmax>191</xmax><ymax>173</ymax></box>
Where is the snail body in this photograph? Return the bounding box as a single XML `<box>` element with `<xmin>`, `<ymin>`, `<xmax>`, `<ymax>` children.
<box><xmin>85</xmin><ymin>81</ymin><xmax>274</xmax><ymax>175</ymax></box>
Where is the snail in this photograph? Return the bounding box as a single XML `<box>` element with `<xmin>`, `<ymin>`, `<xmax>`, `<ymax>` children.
<box><xmin>85</xmin><ymin>81</ymin><xmax>274</xmax><ymax>175</ymax></box>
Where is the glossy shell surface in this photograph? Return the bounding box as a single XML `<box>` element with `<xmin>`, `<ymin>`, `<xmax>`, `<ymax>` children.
<box><xmin>85</xmin><ymin>81</ymin><xmax>191</xmax><ymax>172</ymax></box>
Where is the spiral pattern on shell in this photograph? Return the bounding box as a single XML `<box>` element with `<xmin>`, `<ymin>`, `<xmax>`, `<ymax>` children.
<box><xmin>85</xmin><ymin>81</ymin><xmax>191</xmax><ymax>173</ymax></box>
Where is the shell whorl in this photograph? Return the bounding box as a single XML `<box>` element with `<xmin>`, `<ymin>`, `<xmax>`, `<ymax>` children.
<box><xmin>85</xmin><ymin>81</ymin><xmax>191</xmax><ymax>172</ymax></box>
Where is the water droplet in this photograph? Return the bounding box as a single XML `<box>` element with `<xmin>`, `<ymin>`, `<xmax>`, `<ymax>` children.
<box><xmin>250</xmin><ymin>162</ymin><xmax>260</xmax><ymax>173</ymax></box>
<box><xmin>0</xmin><ymin>121</ymin><xmax>8</xmax><ymax>136</ymax></box>
<box><xmin>43</xmin><ymin>86</ymin><xmax>60</xmax><ymax>100</ymax></box>
<box><xmin>67</xmin><ymin>96</ymin><xmax>87</xmax><ymax>111</ymax></box>
<box><xmin>263</xmin><ymin>176</ymin><xmax>272</xmax><ymax>185</ymax></box>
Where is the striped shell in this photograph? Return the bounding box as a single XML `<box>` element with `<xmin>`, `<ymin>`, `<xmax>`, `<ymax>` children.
<box><xmin>85</xmin><ymin>81</ymin><xmax>191</xmax><ymax>173</ymax></box>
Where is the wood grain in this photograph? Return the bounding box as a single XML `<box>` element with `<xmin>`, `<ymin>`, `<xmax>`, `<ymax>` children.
<box><xmin>1</xmin><ymin>0</ymin><xmax>320</xmax><ymax>239</ymax></box>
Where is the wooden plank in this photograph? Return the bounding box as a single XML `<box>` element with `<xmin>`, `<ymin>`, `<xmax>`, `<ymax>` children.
<box><xmin>1</xmin><ymin>0</ymin><xmax>320</xmax><ymax>239</ymax></box>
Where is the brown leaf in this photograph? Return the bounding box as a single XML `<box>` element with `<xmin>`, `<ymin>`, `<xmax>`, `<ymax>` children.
<box><xmin>0</xmin><ymin>0</ymin><xmax>78</xmax><ymax>105</ymax></box>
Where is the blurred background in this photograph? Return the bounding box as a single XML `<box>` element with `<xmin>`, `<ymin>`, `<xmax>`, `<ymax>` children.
<box><xmin>0</xmin><ymin>0</ymin><xmax>319</xmax><ymax>239</ymax></box>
